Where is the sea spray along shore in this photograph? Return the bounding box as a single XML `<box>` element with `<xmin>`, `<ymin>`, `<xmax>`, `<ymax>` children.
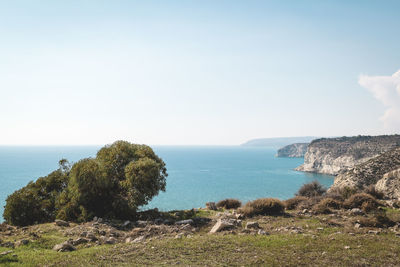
<box><xmin>2</xmin><ymin>137</ymin><xmax>400</xmax><ymax>265</ymax></box>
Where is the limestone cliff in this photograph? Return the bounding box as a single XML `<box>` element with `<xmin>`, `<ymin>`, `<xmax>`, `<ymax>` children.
<box><xmin>295</xmin><ymin>135</ymin><xmax>400</xmax><ymax>175</ymax></box>
<box><xmin>276</xmin><ymin>143</ymin><xmax>309</xmax><ymax>158</ymax></box>
<box><xmin>376</xmin><ymin>168</ymin><xmax>400</xmax><ymax>199</ymax></box>
<box><xmin>330</xmin><ymin>147</ymin><xmax>400</xmax><ymax>198</ymax></box>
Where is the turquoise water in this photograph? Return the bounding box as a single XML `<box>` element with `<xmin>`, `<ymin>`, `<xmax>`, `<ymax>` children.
<box><xmin>0</xmin><ymin>146</ymin><xmax>334</xmax><ymax>221</ymax></box>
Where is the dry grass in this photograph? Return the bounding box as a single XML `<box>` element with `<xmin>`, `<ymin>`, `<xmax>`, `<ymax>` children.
<box><xmin>284</xmin><ymin>196</ymin><xmax>308</xmax><ymax>210</ymax></box>
<box><xmin>344</xmin><ymin>193</ymin><xmax>380</xmax><ymax>212</ymax></box>
<box><xmin>216</xmin><ymin>199</ymin><xmax>242</xmax><ymax>209</ymax></box>
<box><xmin>240</xmin><ymin>198</ymin><xmax>284</xmax><ymax>217</ymax></box>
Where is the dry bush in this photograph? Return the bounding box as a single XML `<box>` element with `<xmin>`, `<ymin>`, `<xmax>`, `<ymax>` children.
<box><xmin>313</xmin><ymin>198</ymin><xmax>342</xmax><ymax>214</ymax></box>
<box><xmin>344</xmin><ymin>193</ymin><xmax>380</xmax><ymax>212</ymax></box>
<box><xmin>297</xmin><ymin>196</ymin><xmax>324</xmax><ymax>210</ymax></box>
<box><xmin>296</xmin><ymin>181</ymin><xmax>326</xmax><ymax>198</ymax></box>
<box><xmin>284</xmin><ymin>196</ymin><xmax>308</xmax><ymax>210</ymax></box>
<box><xmin>363</xmin><ymin>185</ymin><xmax>384</xmax><ymax>200</ymax></box>
<box><xmin>358</xmin><ymin>211</ymin><xmax>395</xmax><ymax>228</ymax></box>
<box><xmin>240</xmin><ymin>198</ymin><xmax>284</xmax><ymax>217</ymax></box>
<box><xmin>216</xmin><ymin>198</ymin><xmax>242</xmax><ymax>209</ymax></box>
<box><xmin>327</xmin><ymin>186</ymin><xmax>358</xmax><ymax>201</ymax></box>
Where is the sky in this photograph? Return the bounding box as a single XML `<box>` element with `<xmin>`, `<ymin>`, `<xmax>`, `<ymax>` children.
<box><xmin>0</xmin><ymin>0</ymin><xmax>399</xmax><ymax>145</ymax></box>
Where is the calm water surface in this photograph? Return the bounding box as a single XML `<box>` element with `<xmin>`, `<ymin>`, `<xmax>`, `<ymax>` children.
<box><xmin>0</xmin><ymin>146</ymin><xmax>334</xmax><ymax>221</ymax></box>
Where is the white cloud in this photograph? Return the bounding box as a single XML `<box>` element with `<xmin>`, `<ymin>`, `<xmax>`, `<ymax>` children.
<box><xmin>359</xmin><ymin>70</ymin><xmax>400</xmax><ymax>131</ymax></box>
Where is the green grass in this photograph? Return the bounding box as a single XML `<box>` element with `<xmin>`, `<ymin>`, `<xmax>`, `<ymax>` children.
<box><xmin>2</xmin><ymin>213</ymin><xmax>400</xmax><ymax>266</ymax></box>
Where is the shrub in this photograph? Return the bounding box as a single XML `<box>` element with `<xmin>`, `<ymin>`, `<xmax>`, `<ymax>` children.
<box><xmin>327</xmin><ymin>186</ymin><xmax>358</xmax><ymax>201</ymax></box>
<box><xmin>284</xmin><ymin>196</ymin><xmax>308</xmax><ymax>210</ymax></box>
<box><xmin>297</xmin><ymin>196</ymin><xmax>324</xmax><ymax>210</ymax></box>
<box><xmin>240</xmin><ymin>198</ymin><xmax>284</xmax><ymax>217</ymax></box>
<box><xmin>363</xmin><ymin>185</ymin><xmax>384</xmax><ymax>200</ymax></box>
<box><xmin>216</xmin><ymin>198</ymin><xmax>242</xmax><ymax>209</ymax></box>
<box><xmin>358</xmin><ymin>211</ymin><xmax>395</xmax><ymax>228</ymax></box>
<box><xmin>3</xmin><ymin>164</ymin><xmax>69</xmax><ymax>226</ymax></box>
<box><xmin>4</xmin><ymin>141</ymin><xmax>168</xmax><ymax>225</ymax></box>
<box><xmin>296</xmin><ymin>181</ymin><xmax>326</xmax><ymax>198</ymax></box>
<box><xmin>313</xmin><ymin>198</ymin><xmax>342</xmax><ymax>214</ymax></box>
<box><xmin>344</xmin><ymin>193</ymin><xmax>380</xmax><ymax>212</ymax></box>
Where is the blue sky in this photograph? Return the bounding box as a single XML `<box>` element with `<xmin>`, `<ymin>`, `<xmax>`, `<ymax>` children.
<box><xmin>0</xmin><ymin>0</ymin><xmax>399</xmax><ymax>145</ymax></box>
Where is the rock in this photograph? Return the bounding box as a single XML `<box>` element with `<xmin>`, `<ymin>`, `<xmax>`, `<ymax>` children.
<box><xmin>302</xmin><ymin>209</ymin><xmax>308</xmax><ymax>214</ymax></box>
<box><xmin>209</xmin><ymin>219</ymin><xmax>235</xmax><ymax>234</ymax></box>
<box><xmin>71</xmin><ymin>238</ymin><xmax>89</xmax><ymax>246</ymax></box>
<box><xmin>0</xmin><ymin>250</ymin><xmax>13</xmax><ymax>256</ymax></box>
<box><xmin>376</xmin><ymin>168</ymin><xmax>400</xmax><ymax>199</ymax></box>
<box><xmin>344</xmin><ymin>246</ymin><xmax>350</xmax><ymax>250</ymax></box>
<box><xmin>136</xmin><ymin>220</ymin><xmax>149</xmax><ymax>227</ymax></box>
<box><xmin>245</xmin><ymin>222</ymin><xmax>260</xmax><ymax>229</ymax></box>
<box><xmin>350</xmin><ymin>208</ymin><xmax>363</xmax><ymax>215</ymax></box>
<box><xmin>354</xmin><ymin>223</ymin><xmax>361</xmax><ymax>229</ymax></box>
<box><xmin>15</xmin><ymin>239</ymin><xmax>29</xmax><ymax>247</ymax></box>
<box><xmin>103</xmin><ymin>237</ymin><xmax>117</xmax><ymax>244</ymax></box>
<box><xmin>277</xmin><ymin>143</ymin><xmax>309</xmax><ymax>158</ymax></box>
<box><xmin>316</xmin><ymin>227</ymin><xmax>324</xmax><ymax>231</ymax></box>
<box><xmin>175</xmin><ymin>233</ymin><xmax>184</xmax><ymax>239</ymax></box>
<box><xmin>132</xmin><ymin>236</ymin><xmax>146</xmax><ymax>243</ymax></box>
<box><xmin>122</xmin><ymin>220</ymin><xmax>132</xmax><ymax>228</ymax></box>
<box><xmin>99</xmin><ymin>230</ymin><xmax>106</xmax><ymax>236</ymax></box>
<box><xmin>55</xmin><ymin>219</ymin><xmax>69</xmax><ymax>227</ymax></box>
<box><xmin>257</xmin><ymin>229</ymin><xmax>269</xmax><ymax>235</ymax></box>
<box><xmin>86</xmin><ymin>232</ymin><xmax>98</xmax><ymax>242</ymax></box>
<box><xmin>80</xmin><ymin>231</ymin><xmax>88</xmax><ymax>237</ymax></box>
<box><xmin>206</xmin><ymin>202</ymin><xmax>217</xmax><ymax>210</ymax></box>
<box><xmin>368</xmin><ymin>230</ymin><xmax>380</xmax><ymax>235</ymax></box>
<box><xmin>296</xmin><ymin>135</ymin><xmax>400</xmax><ymax>176</ymax></box>
<box><xmin>331</xmin><ymin>147</ymin><xmax>400</xmax><ymax>192</ymax></box>
<box><xmin>53</xmin><ymin>241</ymin><xmax>76</xmax><ymax>252</ymax></box>
<box><xmin>175</xmin><ymin>219</ymin><xmax>194</xmax><ymax>226</ymax></box>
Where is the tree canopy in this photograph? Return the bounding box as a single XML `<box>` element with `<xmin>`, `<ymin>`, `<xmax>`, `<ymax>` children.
<box><xmin>3</xmin><ymin>141</ymin><xmax>167</xmax><ymax>226</ymax></box>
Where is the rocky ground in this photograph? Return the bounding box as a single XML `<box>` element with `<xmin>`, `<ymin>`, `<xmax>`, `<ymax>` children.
<box><xmin>2</xmin><ymin>206</ymin><xmax>400</xmax><ymax>266</ymax></box>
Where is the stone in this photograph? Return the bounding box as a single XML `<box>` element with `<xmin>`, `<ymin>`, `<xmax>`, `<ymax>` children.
<box><xmin>104</xmin><ymin>237</ymin><xmax>117</xmax><ymax>244</ymax></box>
<box><xmin>175</xmin><ymin>219</ymin><xmax>194</xmax><ymax>226</ymax></box>
<box><xmin>71</xmin><ymin>238</ymin><xmax>89</xmax><ymax>246</ymax></box>
<box><xmin>350</xmin><ymin>208</ymin><xmax>363</xmax><ymax>215</ymax></box>
<box><xmin>257</xmin><ymin>229</ymin><xmax>269</xmax><ymax>235</ymax></box>
<box><xmin>55</xmin><ymin>219</ymin><xmax>69</xmax><ymax>227</ymax></box>
<box><xmin>15</xmin><ymin>239</ymin><xmax>29</xmax><ymax>247</ymax></box>
<box><xmin>316</xmin><ymin>227</ymin><xmax>324</xmax><ymax>231</ymax></box>
<box><xmin>132</xmin><ymin>236</ymin><xmax>146</xmax><ymax>243</ymax></box>
<box><xmin>122</xmin><ymin>220</ymin><xmax>132</xmax><ymax>228</ymax></box>
<box><xmin>53</xmin><ymin>241</ymin><xmax>76</xmax><ymax>252</ymax></box>
<box><xmin>209</xmin><ymin>219</ymin><xmax>234</xmax><ymax>234</ymax></box>
<box><xmin>354</xmin><ymin>223</ymin><xmax>361</xmax><ymax>229</ymax></box>
<box><xmin>245</xmin><ymin>222</ymin><xmax>260</xmax><ymax>229</ymax></box>
<box><xmin>86</xmin><ymin>232</ymin><xmax>98</xmax><ymax>242</ymax></box>
<box><xmin>0</xmin><ymin>250</ymin><xmax>13</xmax><ymax>256</ymax></box>
<box><xmin>136</xmin><ymin>220</ymin><xmax>149</xmax><ymax>227</ymax></box>
<box><xmin>206</xmin><ymin>202</ymin><xmax>217</xmax><ymax>210</ymax></box>
<box><xmin>344</xmin><ymin>246</ymin><xmax>350</xmax><ymax>250</ymax></box>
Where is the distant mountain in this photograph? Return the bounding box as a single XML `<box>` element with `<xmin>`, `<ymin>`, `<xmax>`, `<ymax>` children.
<box><xmin>241</xmin><ymin>137</ymin><xmax>318</xmax><ymax>148</ymax></box>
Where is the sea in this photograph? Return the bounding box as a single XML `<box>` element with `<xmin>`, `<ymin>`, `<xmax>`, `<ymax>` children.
<box><xmin>0</xmin><ymin>146</ymin><xmax>334</xmax><ymax>222</ymax></box>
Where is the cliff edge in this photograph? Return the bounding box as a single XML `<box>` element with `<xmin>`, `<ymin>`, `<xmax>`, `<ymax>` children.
<box><xmin>330</xmin><ymin>147</ymin><xmax>400</xmax><ymax>198</ymax></box>
<box><xmin>276</xmin><ymin>143</ymin><xmax>309</xmax><ymax>158</ymax></box>
<box><xmin>295</xmin><ymin>135</ymin><xmax>400</xmax><ymax>175</ymax></box>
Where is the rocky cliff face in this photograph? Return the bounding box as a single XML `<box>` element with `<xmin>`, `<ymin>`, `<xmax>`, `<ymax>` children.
<box><xmin>276</xmin><ymin>143</ymin><xmax>309</xmax><ymax>158</ymax></box>
<box><xmin>296</xmin><ymin>135</ymin><xmax>400</xmax><ymax>175</ymax></box>
<box><xmin>330</xmin><ymin>147</ymin><xmax>400</xmax><ymax>198</ymax></box>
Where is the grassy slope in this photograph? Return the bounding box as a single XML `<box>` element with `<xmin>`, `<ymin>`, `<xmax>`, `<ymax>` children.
<box><xmin>1</xmin><ymin>211</ymin><xmax>400</xmax><ymax>266</ymax></box>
